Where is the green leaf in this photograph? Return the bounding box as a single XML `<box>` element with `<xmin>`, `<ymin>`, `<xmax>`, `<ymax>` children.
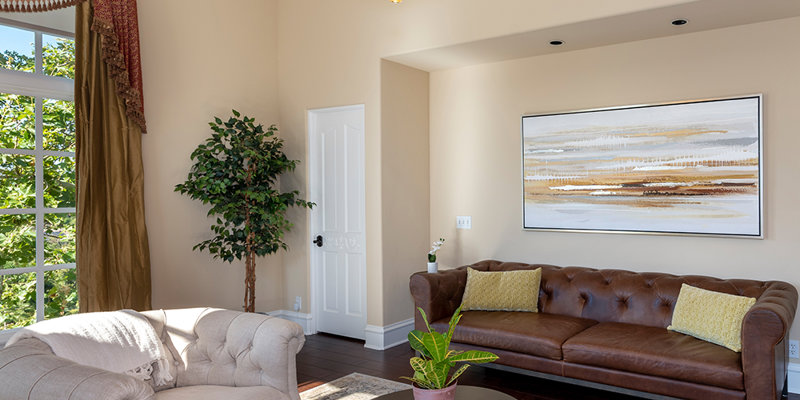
<box><xmin>409</xmin><ymin>357</ymin><xmax>445</xmax><ymax>389</ymax></box>
<box><xmin>445</xmin><ymin>305</ymin><xmax>462</xmax><ymax>346</ymax></box>
<box><xmin>408</xmin><ymin>329</ymin><xmax>431</xmax><ymax>358</ymax></box>
<box><xmin>399</xmin><ymin>376</ymin><xmax>435</xmax><ymax>390</ymax></box>
<box><xmin>445</xmin><ymin>364</ymin><xmax>470</xmax><ymax>387</ymax></box>
<box><xmin>447</xmin><ymin>350</ymin><xmax>499</xmax><ymax>364</ymax></box>
<box><xmin>421</xmin><ymin>330</ymin><xmax>448</xmax><ymax>362</ymax></box>
<box><xmin>417</xmin><ymin>307</ymin><xmax>433</xmax><ymax>333</ymax></box>
<box><xmin>431</xmin><ymin>360</ymin><xmax>451</xmax><ymax>388</ymax></box>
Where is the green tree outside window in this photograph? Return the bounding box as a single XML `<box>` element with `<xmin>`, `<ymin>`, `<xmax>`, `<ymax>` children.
<box><xmin>0</xmin><ymin>34</ymin><xmax>77</xmax><ymax>330</ymax></box>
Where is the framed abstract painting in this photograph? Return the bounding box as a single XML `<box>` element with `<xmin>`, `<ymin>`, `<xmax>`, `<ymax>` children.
<box><xmin>521</xmin><ymin>95</ymin><xmax>763</xmax><ymax>238</ymax></box>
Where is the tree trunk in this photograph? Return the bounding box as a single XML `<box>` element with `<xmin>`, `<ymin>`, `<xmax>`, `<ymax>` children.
<box><xmin>243</xmin><ymin>162</ymin><xmax>256</xmax><ymax>312</ymax></box>
<box><xmin>244</xmin><ymin>248</ymin><xmax>255</xmax><ymax>312</ymax></box>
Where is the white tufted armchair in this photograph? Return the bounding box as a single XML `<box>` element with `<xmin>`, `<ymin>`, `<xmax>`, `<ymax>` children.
<box><xmin>0</xmin><ymin>308</ymin><xmax>305</xmax><ymax>400</ymax></box>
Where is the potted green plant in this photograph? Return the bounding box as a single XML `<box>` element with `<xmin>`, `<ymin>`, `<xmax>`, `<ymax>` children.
<box><xmin>426</xmin><ymin>237</ymin><xmax>444</xmax><ymax>273</ymax></box>
<box><xmin>403</xmin><ymin>306</ymin><xmax>498</xmax><ymax>400</ymax></box>
<box><xmin>175</xmin><ymin>110</ymin><xmax>313</xmax><ymax>312</ymax></box>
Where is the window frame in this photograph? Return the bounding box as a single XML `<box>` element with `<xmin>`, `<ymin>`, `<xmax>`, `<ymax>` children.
<box><xmin>0</xmin><ymin>18</ymin><xmax>76</xmax><ymax>334</ymax></box>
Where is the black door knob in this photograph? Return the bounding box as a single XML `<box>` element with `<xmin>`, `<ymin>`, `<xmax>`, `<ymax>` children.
<box><xmin>313</xmin><ymin>235</ymin><xmax>323</xmax><ymax>247</ymax></box>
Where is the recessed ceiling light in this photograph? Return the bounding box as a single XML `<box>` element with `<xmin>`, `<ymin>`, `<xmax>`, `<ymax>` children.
<box><xmin>549</xmin><ymin>40</ymin><xmax>564</xmax><ymax>46</ymax></box>
<box><xmin>671</xmin><ymin>19</ymin><xmax>688</xmax><ymax>26</ymax></box>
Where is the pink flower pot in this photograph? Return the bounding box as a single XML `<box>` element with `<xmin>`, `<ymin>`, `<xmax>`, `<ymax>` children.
<box><xmin>412</xmin><ymin>383</ymin><xmax>457</xmax><ymax>400</ymax></box>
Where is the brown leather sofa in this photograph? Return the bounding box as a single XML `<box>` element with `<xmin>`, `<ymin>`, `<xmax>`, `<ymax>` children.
<box><xmin>409</xmin><ymin>260</ymin><xmax>798</xmax><ymax>400</ymax></box>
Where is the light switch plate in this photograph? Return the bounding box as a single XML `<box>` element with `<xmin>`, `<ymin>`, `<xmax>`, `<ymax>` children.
<box><xmin>456</xmin><ymin>216</ymin><xmax>472</xmax><ymax>229</ymax></box>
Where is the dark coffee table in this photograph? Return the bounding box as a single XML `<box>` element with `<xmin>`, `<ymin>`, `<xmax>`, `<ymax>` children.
<box><xmin>374</xmin><ymin>385</ymin><xmax>516</xmax><ymax>399</ymax></box>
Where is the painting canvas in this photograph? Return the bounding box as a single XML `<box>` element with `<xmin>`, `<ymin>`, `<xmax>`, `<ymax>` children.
<box><xmin>522</xmin><ymin>96</ymin><xmax>762</xmax><ymax>237</ymax></box>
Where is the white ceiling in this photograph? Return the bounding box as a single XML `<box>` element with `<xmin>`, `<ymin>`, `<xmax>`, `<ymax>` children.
<box><xmin>385</xmin><ymin>0</ymin><xmax>800</xmax><ymax>71</ymax></box>
<box><xmin>0</xmin><ymin>7</ymin><xmax>74</xmax><ymax>35</ymax></box>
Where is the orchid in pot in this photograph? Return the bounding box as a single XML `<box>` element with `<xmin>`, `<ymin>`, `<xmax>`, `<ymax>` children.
<box><xmin>402</xmin><ymin>306</ymin><xmax>498</xmax><ymax>400</ymax></box>
<box><xmin>427</xmin><ymin>238</ymin><xmax>445</xmax><ymax>273</ymax></box>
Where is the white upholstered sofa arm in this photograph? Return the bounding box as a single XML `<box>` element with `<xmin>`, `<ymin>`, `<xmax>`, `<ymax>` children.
<box><xmin>0</xmin><ymin>338</ymin><xmax>155</xmax><ymax>400</ymax></box>
<box><xmin>245</xmin><ymin>315</ymin><xmax>306</xmax><ymax>399</ymax></box>
<box><xmin>160</xmin><ymin>308</ymin><xmax>305</xmax><ymax>400</ymax></box>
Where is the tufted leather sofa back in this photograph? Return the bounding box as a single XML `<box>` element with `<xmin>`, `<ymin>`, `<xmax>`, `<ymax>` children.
<box><xmin>455</xmin><ymin>260</ymin><xmax>770</xmax><ymax>328</ymax></box>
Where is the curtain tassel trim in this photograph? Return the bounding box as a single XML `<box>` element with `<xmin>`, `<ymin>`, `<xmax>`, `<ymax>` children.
<box><xmin>91</xmin><ymin>18</ymin><xmax>147</xmax><ymax>132</ymax></box>
<box><xmin>0</xmin><ymin>0</ymin><xmax>85</xmax><ymax>12</ymax></box>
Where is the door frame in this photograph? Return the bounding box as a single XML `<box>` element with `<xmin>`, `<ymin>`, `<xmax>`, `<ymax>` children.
<box><xmin>307</xmin><ymin>104</ymin><xmax>367</xmax><ymax>337</ymax></box>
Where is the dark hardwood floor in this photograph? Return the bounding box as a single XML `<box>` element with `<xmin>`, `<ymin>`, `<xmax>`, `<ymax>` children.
<box><xmin>297</xmin><ymin>333</ymin><xmax>799</xmax><ymax>400</ymax></box>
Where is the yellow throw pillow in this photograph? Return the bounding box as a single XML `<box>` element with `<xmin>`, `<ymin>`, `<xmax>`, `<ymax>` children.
<box><xmin>460</xmin><ymin>268</ymin><xmax>541</xmax><ymax>312</ymax></box>
<box><xmin>667</xmin><ymin>283</ymin><xmax>756</xmax><ymax>352</ymax></box>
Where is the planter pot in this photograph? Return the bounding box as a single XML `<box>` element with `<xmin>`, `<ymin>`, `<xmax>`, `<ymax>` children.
<box><xmin>413</xmin><ymin>383</ymin><xmax>457</xmax><ymax>400</ymax></box>
<box><xmin>427</xmin><ymin>262</ymin><xmax>438</xmax><ymax>273</ymax></box>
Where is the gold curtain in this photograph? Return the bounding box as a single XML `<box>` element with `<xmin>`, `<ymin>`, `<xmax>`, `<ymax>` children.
<box><xmin>75</xmin><ymin>1</ymin><xmax>151</xmax><ymax>312</ymax></box>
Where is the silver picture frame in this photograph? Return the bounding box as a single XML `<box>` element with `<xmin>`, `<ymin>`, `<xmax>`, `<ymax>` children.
<box><xmin>521</xmin><ymin>95</ymin><xmax>764</xmax><ymax>238</ymax></box>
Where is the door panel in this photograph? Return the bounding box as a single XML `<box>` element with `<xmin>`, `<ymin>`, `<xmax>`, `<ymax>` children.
<box><xmin>322</xmin><ymin>253</ymin><xmax>338</xmax><ymax>313</ymax></box>
<box><xmin>346</xmin><ymin>253</ymin><xmax>362</xmax><ymax>316</ymax></box>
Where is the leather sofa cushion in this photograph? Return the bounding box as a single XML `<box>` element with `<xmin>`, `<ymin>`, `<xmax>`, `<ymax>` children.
<box><xmin>431</xmin><ymin>311</ymin><xmax>596</xmax><ymax>360</ymax></box>
<box><xmin>563</xmin><ymin>322</ymin><xmax>743</xmax><ymax>390</ymax></box>
<box><xmin>155</xmin><ymin>385</ymin><xmax>287</xmax><ymax>400</ymax></box>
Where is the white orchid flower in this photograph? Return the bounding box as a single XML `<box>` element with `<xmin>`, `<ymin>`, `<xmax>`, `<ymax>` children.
<box><xmin>427</xmin><ymin>237</ymin><xmax>446</xmax><ymax>263</ymax></box>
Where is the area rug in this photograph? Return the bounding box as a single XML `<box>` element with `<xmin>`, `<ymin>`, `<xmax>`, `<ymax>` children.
<box><xmin>300</xmin><ymin>372</ymin><xmax>411</xmax><ymax>400</ymax></box>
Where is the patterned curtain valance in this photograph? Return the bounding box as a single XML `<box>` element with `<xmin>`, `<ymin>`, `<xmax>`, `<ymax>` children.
<box><xmin>2</xmin><ymin>0</ymin><xmax>147</xmax><ymax>133</ymax></box>
<box><xmin>92</xmin><ymin>0</ymin><xmax>146</xmax><ymax>132</ymax></box>
<box><xmin>0</xmin><ymin>0</ymin><xmax>85</xmax><ymax>12</ymax></box>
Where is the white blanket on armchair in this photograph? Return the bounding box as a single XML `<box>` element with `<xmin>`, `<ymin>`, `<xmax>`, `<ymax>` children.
<box><xmin>6</xmin><ymin>309</ymin><xmax>173</xmax><ymax>386</ymax></box>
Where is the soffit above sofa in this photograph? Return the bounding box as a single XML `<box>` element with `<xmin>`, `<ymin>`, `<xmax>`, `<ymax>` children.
<box><xmin>386</xmin><ymin>0</ymin><xmax>800</xmax><ymax>71</ymax></box>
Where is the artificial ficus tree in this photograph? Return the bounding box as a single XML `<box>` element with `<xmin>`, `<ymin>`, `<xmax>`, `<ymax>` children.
<box><xmin>175</xmin><ymin>110</ymin><xmax>313</xmax><ymax>312</ymax></box>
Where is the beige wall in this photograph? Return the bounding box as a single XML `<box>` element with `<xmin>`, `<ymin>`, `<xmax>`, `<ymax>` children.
<box><xmin>430</xmin><ymin>17</ymin><xmax>800</xmax><ymax>337</ymax></box>
<box><xmin>133</xmin><ymin>0</ymin><xmax>797</xmax><ymax>332</ymax></box>
<box><xmin>138</xmin><ymin>0</ymin><xmax>283</xmax><ymax>312</ymax></box>
<box><xmin>380</xmin><ymin>60</ymin><xmax>430</xmax><ymax>324</ymax></box>
<box><xmin>276</xmin><ymin>0</ymin><xmax>694</xmax><ymax>326</ymax></box>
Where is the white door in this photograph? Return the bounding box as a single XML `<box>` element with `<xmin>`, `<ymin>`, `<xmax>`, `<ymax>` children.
<box><xmin>308</xmin><ymin>105</ymin><xmax>367</xmax><ymax>340</ymax></box>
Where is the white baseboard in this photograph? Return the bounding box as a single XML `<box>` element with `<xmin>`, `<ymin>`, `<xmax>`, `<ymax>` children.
<box><xmin>789</xmin><ymin>362</ymin><xmax>800</xmax><ymax>394</ymax></box>
<box><xmin>262</xmin><ymin>310</ymin><xmax>314</xmax><ymax>335</ymax></box>
<box><xmin>364</xmin><ymin>318</ymin><xmax>414</xmax><ymax>350</ymax></box>
<box><xmin>266</xmin><ymin>311</ymin><xmax>412</xmax><ymax>349</ymax></box>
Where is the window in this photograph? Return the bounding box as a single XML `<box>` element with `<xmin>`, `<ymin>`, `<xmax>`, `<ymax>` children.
<box><xmin>0</xmin><ymin>21</ymin><xmax>77</xmax><ymax>330</ymax></box>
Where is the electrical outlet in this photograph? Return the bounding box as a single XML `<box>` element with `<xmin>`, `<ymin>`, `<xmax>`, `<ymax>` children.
<box><xmin>790</xmin><ymin>340</ymin><xmax>799</xmax><ymax>359</ymax></box>
<box><xmin>294</xmin><ymin>296</ymin><xmax>302</xmax><ymax>312</ymax></box>
<box><xmin>456</xmin><ymin>216</ymin><xmax>472</xmax><ymax>229</ymax></box>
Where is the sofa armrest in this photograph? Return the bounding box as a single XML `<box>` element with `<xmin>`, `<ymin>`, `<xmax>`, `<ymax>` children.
<box><xmin>0</xmin><ymin>339</ymin><xmax>155</xmax><ymax>400</ymax></box>
<box><xmin>167</xmin><ymin>308</ymin><xmax>305</xmax><ymax>400</ymax></box>
<box><xmin>247</xmin><ymin>316</ymin><xmax>306</xmax><ymax>400</ymax></box>
<box><xmin>741</xmin><ymin>281</ymin><xmax>798</xmax><ymax>400</ymax></box>
<box><xmin>409</xmin><ymin>269</ymin><xmax>468</xmax><ymax>329</ymax></box>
